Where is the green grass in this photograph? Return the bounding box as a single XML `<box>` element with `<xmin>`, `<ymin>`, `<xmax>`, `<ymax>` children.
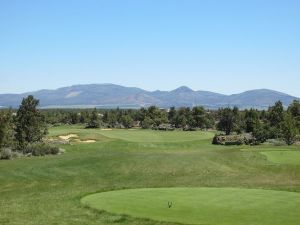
<box><xmin>0</xmin><ymin>125</ymin><xmax>300</xmax><ymax>225</ymax></box>
<box><xmin>261</xmin><ymin>150</ymin><xmax>300</xmax><ymax>165</ymax></box>
<box><xmin>48</xmin><ymin>125</ymin><xmax>214</xmax><ymax>142</ymax></box>
<box><xmin>95</xmin><ymin>129</ymin><xmax>214</xmax><ymax>142</ymax></box>
<box><xmin>82</xmin><ymin>187</ymin><xmax>300</xmax><ymax>225</ymax></box>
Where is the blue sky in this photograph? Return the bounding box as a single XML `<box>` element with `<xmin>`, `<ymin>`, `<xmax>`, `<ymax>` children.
<box><xmin>0</xmin><ymin>0</ymin><xmax>299</xmax><ymax>96</ymax></box>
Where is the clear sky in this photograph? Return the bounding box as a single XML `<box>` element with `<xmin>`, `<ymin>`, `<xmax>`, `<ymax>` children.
<box><xmin>0</xmin><ymin>0</ymin><xmax>299</xmax><ymax>96</ymax></box>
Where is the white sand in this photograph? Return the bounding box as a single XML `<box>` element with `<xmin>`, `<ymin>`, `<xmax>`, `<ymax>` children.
<box><xmin>58</xmin><ymin>134</ymin><xmax>78</xmax><ymax>140</ymax></box>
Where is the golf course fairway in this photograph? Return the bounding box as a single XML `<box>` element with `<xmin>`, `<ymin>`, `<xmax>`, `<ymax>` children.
<box><xmin>261</xmin><ymin>150</ymin><xmax>300</xmax><ymax>165</ymax></box>
<box><xmin>81</xmin><ymin>187</ymin><xmax>300</xmax><ymax>225</ymax></box>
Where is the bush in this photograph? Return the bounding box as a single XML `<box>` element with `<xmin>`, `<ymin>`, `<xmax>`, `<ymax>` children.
<box><xmin>183</xmin><ymin>127</ymin><xmax>198</xmax><ymax>131</ymax></box>
<box><xmin>225</xmin><ymin>140</ymin><xmax>243</xmax><ymax>145</ymax></box>
<box><xmin>212</xmin><ymin>134</ymin><xmax>242</xmax><ymax>145</ymax></box>
<box><xmin>0</xmin><ymin>148</ymin><xmax>12</xmax><ymax>160</ymax></box>
<box><xmin>212</xmin><ymin>134</ymin><xmax>255</xmax><ymax>146</ymax></box>
<box><xmin>252</xmin><ymin>125</ymin><xmax>268</xmax><ymax>144</ymax></box>
<box><xmin>266</xmin><ymin>139</ymin><xmax>286</xmax><ymax>146</ymax></box>
<box><xmin>152</xmin><ymin>124</ymin><xmax>174</xmax><ymax>131</ymax></box>
<box><xmin>24</xmin><ymin>143</ymin><xmax>60</xmax><ymax>156</ymax></box>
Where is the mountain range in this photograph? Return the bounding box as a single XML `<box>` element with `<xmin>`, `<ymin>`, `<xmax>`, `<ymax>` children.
<box><xmin>0</xmin><ymin>84</ymin><xmax>299</xmax><ymax>109</ymax></box>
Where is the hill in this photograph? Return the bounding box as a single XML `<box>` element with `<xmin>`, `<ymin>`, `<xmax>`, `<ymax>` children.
<box><xmin>0</xmin><ymin>84</ymin><xmax>298</xmax><ymax>109</ymax></box>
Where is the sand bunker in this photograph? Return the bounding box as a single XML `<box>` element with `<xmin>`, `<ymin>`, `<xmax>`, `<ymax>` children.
<box><xmin>101</xmin><ymin>129</ymin><xmax>113</xmax><ymax>131</ymax></box>
<box><xmin>81</xmin><ymin>140</ymin><xmax>96</xmax><ymax>143</ymax></box>
<box><xmin>74</xmin><ymin>139</ymin><xmax>96</xmax><ymax>143</ymax></box>
<box><xmin>59</xmin><ymin>134</ymin><xmax>78</xmax><ymax>140</ymax></box>
<box><xmin>58</xmin><ymin>134</ymin><xmax>96</xmax><ymax>144</ymax></box>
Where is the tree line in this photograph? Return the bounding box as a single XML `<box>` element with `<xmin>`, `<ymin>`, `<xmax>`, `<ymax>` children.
<box><xmin>215</xmin><ymin>101</ymin><xmax>300</xmax><ymax>145</ymax></box>
<box><xmin>40</xmin><ymin>100</ymin><xmax>300</xmax><ymax>145</ymax></box>
<box><xmin>1</xmin><ymin>95</ymin><xmax>300</xmax><ymax>158</ymax></box>
<box><xmin>41</xmin><ymin>105</ymin><xmax>215</xmax><ymax>130</ymax></box>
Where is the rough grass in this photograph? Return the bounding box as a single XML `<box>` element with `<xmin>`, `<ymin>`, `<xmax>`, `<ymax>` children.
<box><xmin>82</xmin><ymin>187</ymin><xmax>300</xmax><ymax>225</ymax></box>
<box><xmin>261</xmin><ymin>150</ymin><xmax>300</xmax><ymax>165</ymax></box>
<box><xmin>0</xmin><ymin>125</ymin><xmax>300</xmax><ymax>225</ymax></box>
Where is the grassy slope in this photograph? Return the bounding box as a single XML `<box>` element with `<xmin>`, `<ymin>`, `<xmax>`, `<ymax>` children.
<box><xmin>261</xmin><ymin>151</ymin><xmax>300</xmax><ymax>165</ymax></box>
<box><xmin>0</xmin><ymin>125</ymin><xmax>300</xmax><ymax>225</ymax></box>
<box><xmin>82</xmin><ymin>187</ymin><xmax>300</xmax><ymax>225</ymax></box>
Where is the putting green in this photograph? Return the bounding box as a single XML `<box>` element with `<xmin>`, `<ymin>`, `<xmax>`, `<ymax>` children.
<box><xmin>261</xmin><ymin>151</ymin><xmax>300</xmax><ymax>165</ymax></box>
<box><xmin>81</xmin><ymin>188</ymin><xmax>300</xmax><ymax>225</ymax></box>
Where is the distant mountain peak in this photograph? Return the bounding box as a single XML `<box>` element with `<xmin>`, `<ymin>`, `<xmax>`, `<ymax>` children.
<box><xmin>238</xmin><ymin>89</ymin><xmax>290</xmax><ymax>96</ymax></box>
<box><xmin>0</xmin><ymin>84</ymin><xmax>298</xmax><ymax>109</ymax></box>
<box><xmin>172</xmin><ymin>86</ymin><xmax>194</xmax><ymax>93</ymax></box>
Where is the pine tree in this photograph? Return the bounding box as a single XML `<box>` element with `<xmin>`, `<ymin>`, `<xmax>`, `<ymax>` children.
<box><xmin>267</xmin><ymin>101</ymin><xmax>284</xmax><ymax>138</ymax></box>
<box><xmin>0</xmin><ymin>109</ymin><xmax>15</xmax><ymax>148</ymax></box>
<box><xmin>288</xmin><ymin>100</ymin><xmax>300</xmax><ymax>131</ymax></box>
<box><xmin>15</xmin><ymin>95</ymin><xmax>48</xmax><ymax>149</ymax></box>
<box><xmin>282</xmin><ymin>113</ymin><xmax>298</xmax><ymax>145</ymax></box>
<box><xmin>86</xmin><ymin>108</ymin><xmax>100</xmax><ymax>128</ymax></box>
<box><xmin>121</xmin><ymin>115</ymin><xmax>134</xmax><ymax>128</ymax></box>
<box><xmin>217</xmin><ymin>107</ymin><xmax>240</xmax><ymax>135</ymax></box>
<box><xmin>244</xmin><ymin>109</ymin><xmax>259</xmax><ymax>133</ymax></box>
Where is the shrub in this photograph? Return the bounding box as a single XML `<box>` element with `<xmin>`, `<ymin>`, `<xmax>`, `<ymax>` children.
<box><xmin>24</xmin><ymin>143</ymin><xmax>60</xmax><ymax>156</ymax></box>
<box><xmin>212</xmin><ymin>134</ymin><xmax>254</xmax><ymax>146</ymax></box>
<box><xmin>183</xmin><ymin>126</ymin><xmax>197</xmax><ymax>131</ymax></box>
<box><xmin>153</xmin><ymin>124</ymin><xmax>174</xmax><ymax>131</ymax></box>
<box><xmin>212</xmin><ymin>135</ymin><xmax>221</xmax><ymax>145</ymax></box>
<box><xmin>0</xmin><ymin>148</ymin><xmax>12</xmax><ymax>160</ymax></box>
<box><xmin>224</xmin><ymin>140</ymin><xmax>243</xmax><ymax>145</ymax></box>
<box><xmin>266</xmin><ymin>139</ymin><xmax>286</xmax><ymax>146</ymax></box>
<box><xmin>252</xmin><ymin>124</ymin><xmax>268</xmax><ymax>144</ymax></box>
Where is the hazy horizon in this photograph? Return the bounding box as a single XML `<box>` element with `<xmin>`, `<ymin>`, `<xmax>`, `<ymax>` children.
<box><xmin>1</xmin><ymin>1</ymin><xmax>299</xmax><ymax>96</ymax></box>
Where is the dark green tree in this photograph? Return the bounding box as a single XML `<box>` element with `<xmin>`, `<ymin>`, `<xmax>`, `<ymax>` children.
<box><xmin>147</xmin><ymin>106</ymin><xmax>168</xmax><ymax>127</ymax></box>
<box><xmin>172</xmin><ymin>113</ymin><xmax>181</xmax><ymax>128</ymax></box>
<box><xmin>267</xmin><ymin>101</ymin><xmax>284</xmax><ymax>137</ymax></box>
<box><xmin>204</xmin><ymin>112</ymin><xmax>215</xmax><ymax>129</ymax></box>
<box><xmin>86</xmin><ymin>108</ymin><xmax>100</xmax><ymax>128</ymax></box>
<box><xmin>282</xmin><ymin>112</ymin><xmax>298</xmax><ymax>145</ymax></box>
<box><xmin>69</xmin><ymin>112</ymin><xmax>80</xmax><ymax>124</ymax></box>
<box><xmin>179</xmin><ymin>115</ymin><xmax>187</xmax><ymax>128</ymax></box>
<box><xmin>168</xmin><ymin>107</ymin><xmax>177</xmax><ymax>125</ymax></box>
<box><xmin>79</xmin><ymin>111</ymin><xmax>89</xmax><ymax>123</ymax></box>
<box><xmin>103</xmin><ymin>111</ymin><xmax>118</xmax><ymax>128</ymax></box>
<box><xmin>252</xmin><ymin>122</ymin><xmax>268</xmax><ymax>144</ymax></box>
<box><xmin>141</xmin><ymin>116</ymin><xmax>153</xmax><ymax>129</ymax></box>
<box><xmin>244</xmin><ymin>108</ymin><xmax>259</xmax><ymax>133</ymax></box>
<box><xmin>121</xmin><ymin>115</ymin><xmax>134</xmax><ymax>128</ymax></box>
<box><xmin>177</xmin><ymin>107</ymin><xmax>189</xmax><ymax>128</ymax></box>
<box><xmin>217</xmin><ymin>107</ymin><xmax>239</xmax><ymax>135</ymax></box>
<box><xmin>288</xmin><ymin>100</ymin><xmax>300</xmax><ymax>131</ymax></box>
<box><xmin>15</xmin><ymin>95</ymin><xmax>48</xmax><ymax>149</ymax></box>
<box><xmin>184</xmin><ymin>108</ymin><xmax>195</xmax><ymax>129</ymax></box>
<box><xmin>0</xmin><ymin>109</ymin><xmax>15</xmax><ymax>148</ymax></box>
<box><xmin>192</xmin><ymin>106</ymin><xmax>207</xmax><ymax>129</ymax></box>
<box><xmin>137</xmin><ymin>107</ymin><xmax>147</xmax><ymax>121</ymax></box>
